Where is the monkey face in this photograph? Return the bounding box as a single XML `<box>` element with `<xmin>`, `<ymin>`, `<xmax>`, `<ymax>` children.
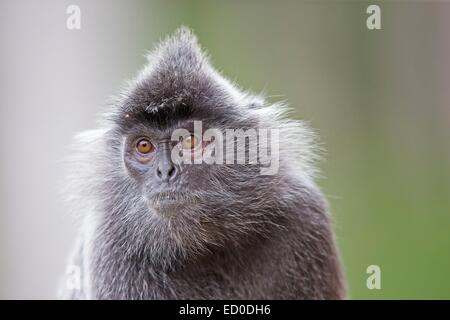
<box><xmin>121</xmin><ymin>120</ymin><xmax>210</xmax><ymax>214</ymax></box>
<box><xmin>117</xmin><ymin>103</ymin><xmax>263</xmax><ymax>217</ymax></box>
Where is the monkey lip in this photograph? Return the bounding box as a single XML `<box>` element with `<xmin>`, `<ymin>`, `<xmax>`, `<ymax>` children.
<box><xmin>148</xmin><ymin>191</ymin><xmax>196</xmax><ymax>208</ymax></box>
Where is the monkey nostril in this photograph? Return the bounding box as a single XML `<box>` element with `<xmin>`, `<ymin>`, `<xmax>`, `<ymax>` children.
<box><xmin>168</xmin><ymin>166</ymin><xmax>175</xmax><ymax>178</ymax></box>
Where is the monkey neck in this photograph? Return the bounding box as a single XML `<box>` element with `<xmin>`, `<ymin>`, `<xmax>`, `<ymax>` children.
<box><xmin>90</xmin><ymin>217</ymin><xmax>281</xmax><ymax>299</ymax></box>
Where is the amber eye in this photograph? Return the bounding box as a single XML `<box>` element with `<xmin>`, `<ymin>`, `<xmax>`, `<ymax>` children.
<box><xmin>181</xmin><ymin>134</ymin><xmax>200</xmax><ymax>150</ymax></box>
<box><xmin>136</xmin><ymin>138</ymin><xmax>154</xmax><ymax>154</ymax></box>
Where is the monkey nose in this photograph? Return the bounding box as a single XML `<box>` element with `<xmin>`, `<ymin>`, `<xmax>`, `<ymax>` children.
<box><xmin>155</xmin><ymin>142</ymin><xmax>178</xmax><ymax>182</ymax></box>
<box><xmin>156</xmin><ymin>160</ymin><xmax>177</xmax><ymax>182</ymax></box>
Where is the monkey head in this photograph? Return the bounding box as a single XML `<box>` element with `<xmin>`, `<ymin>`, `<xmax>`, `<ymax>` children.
<box><xmin>69</xmin><ymin>27</ymin><xmax>318</xmax><ymax>269</ymax></box>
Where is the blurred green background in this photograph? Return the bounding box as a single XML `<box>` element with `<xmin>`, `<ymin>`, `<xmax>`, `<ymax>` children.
<box><xmin>1</xmin><ymin>0</ymin><xmax>449</xmax><ymax>299</ymax></box>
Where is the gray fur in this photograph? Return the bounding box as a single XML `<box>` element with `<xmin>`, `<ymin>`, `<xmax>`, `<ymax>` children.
<box><xmin>60</xmin><ymin>27</ymin><xmax>346</xmax><ymax>299</ymax></box>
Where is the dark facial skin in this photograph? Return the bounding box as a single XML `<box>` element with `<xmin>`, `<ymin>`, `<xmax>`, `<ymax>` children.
<box><xmin>122</xmin><ymin>118</ymin><xmax>216</xmax><ymax>213</ymax></box>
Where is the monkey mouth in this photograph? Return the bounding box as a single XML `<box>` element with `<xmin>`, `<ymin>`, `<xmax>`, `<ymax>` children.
<box><xmin>147</xmin><ymin>191</ymin><xmax>197</xmax><ymax>209</ymax></box>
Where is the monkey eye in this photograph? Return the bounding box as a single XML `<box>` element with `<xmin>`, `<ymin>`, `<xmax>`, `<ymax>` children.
<box><xmin>181</xmin><ymin>134</ymin><xmax>201</xmax><ymax>150</ymax></box>
<box><xmin>136</xmin><ymin>138</ymin><xmax>154</xmax><ymax>154</ymax></box>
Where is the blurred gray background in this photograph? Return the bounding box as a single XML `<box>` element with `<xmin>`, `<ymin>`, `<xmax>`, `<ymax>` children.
<box><xmin>1</xmin><ymin>0</ymin><xmax>449</xmax><ymax>299</ymax></box>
